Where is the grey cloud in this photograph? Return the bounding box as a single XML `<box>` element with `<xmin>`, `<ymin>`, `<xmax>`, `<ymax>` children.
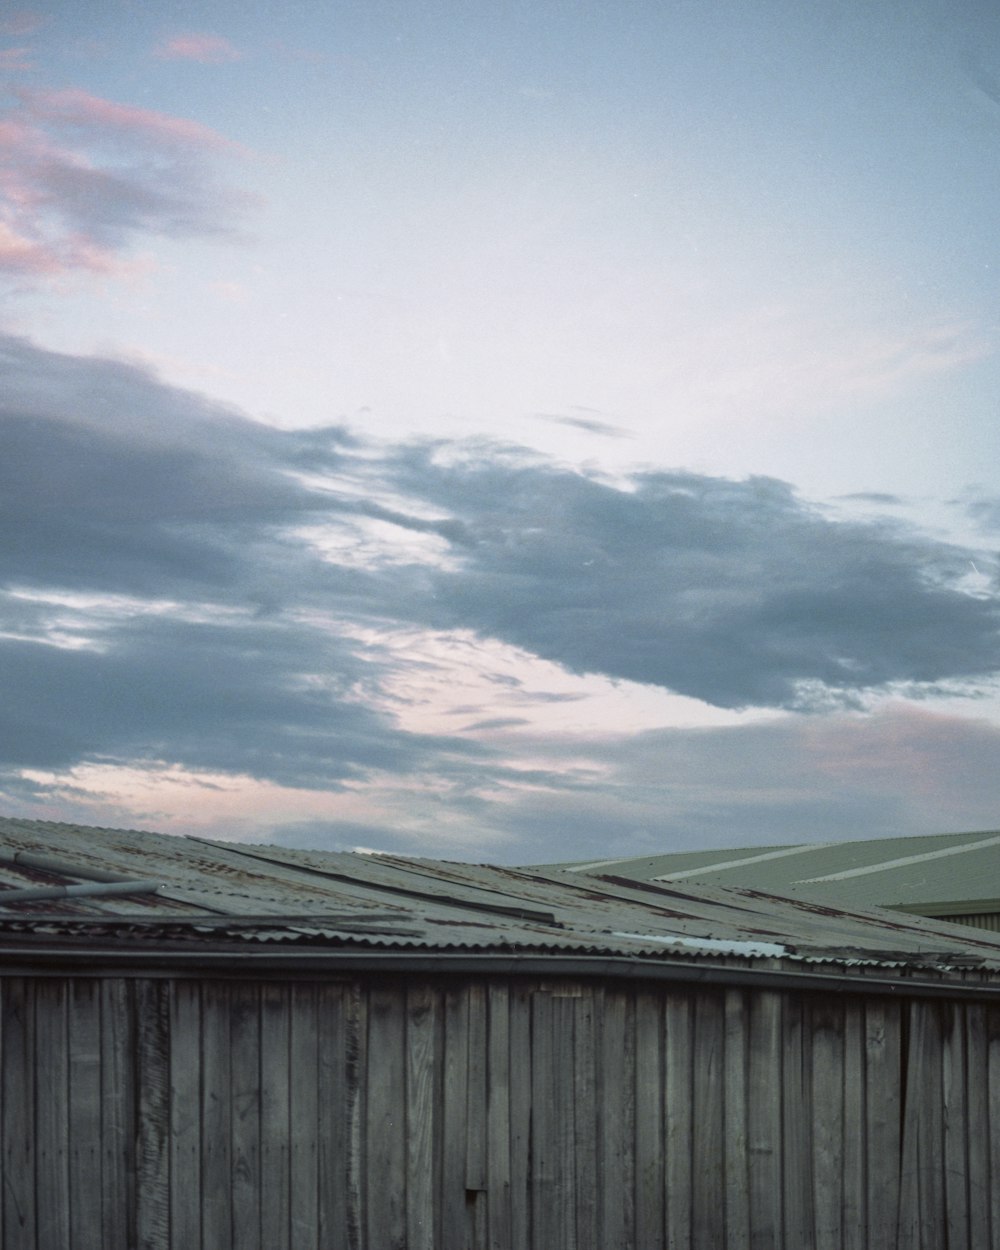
<box><xmin>0</xmin><ymin>612</ymin><xmax>478</xmax><ymax>787</ymax></box>
<box><xmin>4</xmin><ymin>332</ymin><xmax>1000</xmax><ymax>798</ymax></box>
<box><xmin>385</xmin><ymin>446</ymin><xmax>1000</xmax><ymax>708</ymax></box>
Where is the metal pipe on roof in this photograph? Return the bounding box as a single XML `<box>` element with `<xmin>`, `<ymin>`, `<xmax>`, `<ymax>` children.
<box><xmin>0</xmin><ymin>880</ymin><xmax>163</xmax><ymax>905</ymax></box>
<box><xmin>0</xmin><ymin>848</ymin><xmax>127</xmax><ymax>883</ymax></box>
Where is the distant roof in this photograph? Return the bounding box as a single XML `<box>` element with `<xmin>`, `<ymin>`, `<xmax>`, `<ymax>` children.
<box><xmin>545</xmin><ymin>829</ymin><xmax>1000</xmax><ymax>917</ymax></box>
<box><xmin>3</xmin><ymin>817</ymin><xmax>1000</xmax><ymax>992</ymax></box>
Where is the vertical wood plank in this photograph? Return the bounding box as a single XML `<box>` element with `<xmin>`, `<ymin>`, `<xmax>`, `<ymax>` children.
<box><xmin>942</xmin><ymin>1002</ymin><xmax>969</xmax><ymax>1250</ymax></box>
<box><xmin>135</xmin><ymin>979</ymin><xmax>170</xmax><ymax>1250</ymax></box>
<box><xmin>317</xmin><ymin>982</ymin><xmax>350</xmax><ymax>1250</ymax></box>
<box><xmin>863</xmin><ymin>1000</ymin><xmax>900</xmax><ymax>1248</ymax></box>
<box><xmin>231</xmin><ymin>983</ymin><xmax>262</xmax><ymax>1250</ymax></box>
<box><xmin>531</xmin><ymin>991</ymin><xmax>577</xmax><ymax>1250</ymax></box>
<box><xmin>665</xmin><ymin>993</ymin><xmax>693</xmax><ymax>1250</ymax></box>
<box><xmin>573</xmin><ymin>991</ymin><xmax>599</xmax><ymax>1250</ymax></box>
<box><xmin>69</xmin><ymin>980</ymin><xmax>104</xmax><ymax>1250</ymax></box>
<box><xmin>507</xmin><ymin>983</ymin><xmax>532</xmax><ymax>1250</ymax></box>
<box><xmin>2</xmin><ymin>979</ymin><xmax>36</xmax><ymax>1248</ymax></box>
<box><xmin>487</xmin><ymin>983</ymin><xmax>512</xmax><ymax>1250</ymax></box>
<box><xmin>988</xmin><ymin>1004</ymin><xmax>1000</xmax><ymax>1250</ymax></box>
<box><xmin>916</xmin><ymin>1003</ymin><xmax>945</xmax><ymax>1247</ymax></box>
<box><xmin>345</xmin><ymin>983</ymin><xmax>367</xmax><ymax>1250</ymax></box>
<box><xmin>35</xmin><ymin>979</ymin><xmax>71</xmax><ymax>1248</ymax></box>
<box><xmin>289</xmin><ymin>983</ymin><xmax>319</xmax><ymax>1250</ymax></box>
<box><xmin>964</xmin><ymin>1003</ymin><xmax>990</xmax><ymax>1250</ymax></box>
<box><xmin>810</xmin><ymin>997</ymin><xmax>844</xmax><ymax>1250</ymax></box>
<box><xmin>635</xmin><ymin>990</ymin><xmax>665</xmax><ymax>1250</ymax></box>
<box><xmin>101</xmin><ymin>979</ymin><xmax>132</xmax><ymax>1250</ymax></box>
<box><xmin>441</xmin><ymin>985</ymin><xmax>470</xmax><ymax>1250</ymax></box>
<box><xmin>780</xmin><ymin>996</ymin><xmax>813</xmax><ymax>1248</ymax></box>
<box><xmin>599</xmin><ymin>988</ymin><xmax>635</xmax><ymax>1249</ymax></box>
<box><xmin>170</xmin><ymin>981</ymin><xmax>203</xmax><ymax>1250</ymax></box>
<box><xmin>406</xmin><ymin>983</ymin><xmax>437</xmax><ymax>1250</ymax></box>
<box><xmin>747</xmin><ymin>990</ymin><xmax>782</xmax><ymax>1250</ymax></box>
<box><xmin>691</xmin><ymin>992</ymin><xmax>725</xmax><ymax>1250</ymax></box>
<box><xmin>725</xmin><ymin>989</ymin><xmax>750</xmax><ymax>1250</ymax></box>
<box><xmin>201</xmin><ymin>981</ymin><xmax>234</xmax><ymax>1249</ymax></box>
<box><xmin>842</xmin><ymin>1004</ymin><xmax>867</xmax><ymax>1250</ymax></box>
<box><xmin>260</xmin><ymin>983</ymin><xmax>291</xmax><ymax>1250</ymax></box>
<box><xmin>366</xmin><ymin>983</ymin><xmax>407</xmax><ymax>1250</ymax></box>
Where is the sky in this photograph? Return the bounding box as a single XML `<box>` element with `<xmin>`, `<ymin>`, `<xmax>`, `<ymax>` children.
<box><xmin>3</xmin><ymin>0</ymin><xmax>1000</xmax><ymax>863</ymax></box>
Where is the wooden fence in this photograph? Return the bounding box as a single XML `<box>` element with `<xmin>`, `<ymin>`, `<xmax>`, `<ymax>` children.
<box><xmin>1</xmin><ymin>972</ymin><xmax>998</xmax><ymax>1248</ymax></box>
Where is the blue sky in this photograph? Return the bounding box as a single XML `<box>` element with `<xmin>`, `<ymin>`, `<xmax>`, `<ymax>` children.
<box><xmin>3</xmin><ymin>1</ymin><xmax>1000</xmax><ymax>860</ymax></box>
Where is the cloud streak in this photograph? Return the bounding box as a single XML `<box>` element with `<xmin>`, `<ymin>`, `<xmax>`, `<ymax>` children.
<box><xmin>153</xmin><ymin>33</ymin><xmax>243</xmax><ymax>64</ymax></box>
<box><xmin>0</xmin><ymin>88</ymin><xmax>253</xmax><ymax>281</ymax></box>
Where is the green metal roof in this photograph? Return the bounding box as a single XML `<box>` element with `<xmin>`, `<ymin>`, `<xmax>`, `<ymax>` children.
<box><xmin>545</xmin><ymin>829</ymin><xmax>1000</xmax><ymax>916</ymax></box>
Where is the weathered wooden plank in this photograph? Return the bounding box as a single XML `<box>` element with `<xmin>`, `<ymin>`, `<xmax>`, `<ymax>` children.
<box><xmin>599</xmin><ymin>988</ymin><xmax>635</xmax><ymax>1249</ymax></box>
<box><xmin>635</xmin><ymin>989</ymin><xmax>664</xmax><ymax>1250</ymax></box>
<box><xmin>507</xmin><ymin>983</ymin><xmax>532</xmax><ymax>1250</ymax></box>
<box><xmin>899</xmin><ymin>1000</ymin><xmax>945</xmax><ymax>1250</ymax></box>
<box><xmin>572</xmin><ymin>991</ymin><xmax>599</xmax><ymax>1250</ymax></box>
<box><xmin>366</xmin><ymin>983</ymin><xmax>407</xmax><ymax>1250</ymax></box>
<box><xmin>747</xmin><ymin>989</ymin><xmax>782</xmax><ymax>1250</ymax></box>
<box><xmin>988</xmin><ymin>1004</ymin><xmax>1000</xmax><ymax>1249</ymax></box>
<box><xmin>0</xmin><ymin>983</ymin><xmax>4</xmax><ymax>1240</ymax></box>
<box><xmin>169</xmin><ymin>980</ymin><xmax>203</xmax><ymax>1250</ymax></box>
<box><xmin>345</xmin><ymin>983</ymin><xmax>367</xmax><ymax>1250</ymax></box>
<box><xmin>201</xmin><ymin>981</ymin><xmax>234</xmax><ymax>1249</ymax></box>
<box><xmin>725</xmin><ymin>989</ymin><xmax>750</xmax><ymax>1250</ymax></box>
<box><xmin>809</xmin><ymin>997</ymin><xmax>844</xmax><ymax>1250</ymax></box>
<box><xmin>100</xmin><ymin>979</ymin><xmax>132</xmax><ymax>1250</ymax></box>
<box><xmin>405</xmin><ymin>983</ymin><xmax>437</xmax><ymax>1250</ymax></box>
<box><xmin>487</xmin><ymin>983</ymin><xmax>512</xmax><ymax>1250</ymax></box>
<box><xmin>780</xmin><ymin>995</ymin><xmax>813</xmax><ymax>1248</ymax></box>
<box><xmin>289</xmin><ymin>983</ymin><xmax>319</xmax><ymax>1250</ymax></box>
<box><xmin>916</xmin><ymin>1003</ymin><xmax>945</xmax><ymax>1248</ymax></box>
<box><xmin>531</xmin><ymin>991</ymin><xmax>577</xmax><ymax>1250</ymax></box>
<box><xmin>2</xmin><ymin>979</ymin><xmax>36</xmax><ymax>1248</ymax></box>
<box><xmin>842</xmin><ymin>1003</ymin><xmax>867</xmax><ymax>1250</ymax></box>
<box><xmin>260</xmin><ymin>983</ymin><xmax>291</xmax><ymax>1250</ymax></box>
<box><xmin>317</xmin><ymin>982</ymin><xmax>350</xmax><ymax>1250</ymax></box>
<box><xmin>691</xmin><ymin>992</ymin><xmax>725</xmax><ymax>1250</ymax></box>
<box><xmin>69</xmin><ymin>980</ymin><xmax>104</xmax><ymax>1250</ymax></box>
<box><xmin>441</xmin><ymin>985</ymin><xmax>470</xmax><ymax>1250</ymax></box>
<box><xmin>135</xmin><ymin>979</ymin><xmax>170</xmax><ymax>1250</ymax></box>
<box><xmin>664</xmin><ymin>993</ymin><xmax>693</xmax><ymax>1250</ymax></box>
<box><xmin>466</xmin><ymin>983</ymin><xmax>489</xmax><ymax>1194</ymax></box>
<box><xmin>964</xmin><ymin>1003</ymin><xmax>990</xmax><ymax>1250</ymax></box>
<box><xmin>35</xmin><ymin>979</ymin><xmax>71</xmax><ymax>1246</ymax></box>
<box><xmin>942</xmin><ymin>1002</ymin><xmax>969</xmax><ymax>1250</ymax></box>
<box><xmin>863</xmin><ymin>999</ymin><xmax>900</xmax><ymax>1248</ymax></box>
<box><xmin>231</xmin><ymin>983</ymin><xmax>262</xmax><ymax>1250</ymax></box>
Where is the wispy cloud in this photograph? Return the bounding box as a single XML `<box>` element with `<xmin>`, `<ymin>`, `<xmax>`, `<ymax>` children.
<box><xmin>153</xmin><ymin>32</ymin><xmax>244</xmax><ymax>65</ymax></box>
<box><xmin>0</xmin><ymin>12</ymin><xmax>47</xmax><ymax>38</ymax></box>
<box><xmin>0</xmin><ymin>88</ymin><xmax>254</xmax><ymax>283</ymax></box>
<box><xmin>0</xmin><ymin>47</ymin><xmax>33</xmax><ymax>71</ymax></box>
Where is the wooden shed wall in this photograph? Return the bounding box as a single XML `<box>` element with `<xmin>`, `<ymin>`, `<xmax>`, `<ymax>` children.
<box><xmin>1</xmin><ymin>972</ymin><xmax>999</xmax><ymax>1249</ymax></box>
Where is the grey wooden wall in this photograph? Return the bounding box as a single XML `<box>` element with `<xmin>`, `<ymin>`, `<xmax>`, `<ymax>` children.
<box><xmin>1</xmin><ymin>972</ymin><xmax>998</xmax><ymax>1249</ymax></box>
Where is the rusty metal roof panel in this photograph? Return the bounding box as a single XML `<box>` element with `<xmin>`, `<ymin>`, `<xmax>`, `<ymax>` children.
<box><xmin>3</xmin><ymin>817</ymin><xmax>1000</xmax><ymax>975</ymax></box>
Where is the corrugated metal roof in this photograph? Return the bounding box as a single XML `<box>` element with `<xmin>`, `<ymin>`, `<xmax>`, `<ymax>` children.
<box><xmin>3</xmin><ymin>817</ymin><xmax>1000</xmax><ymax>976</ymax></box>
<box><xmin>546</xmin><ymin>829</ymin><xmax>1000</xmax><ymax>916</ymax></box>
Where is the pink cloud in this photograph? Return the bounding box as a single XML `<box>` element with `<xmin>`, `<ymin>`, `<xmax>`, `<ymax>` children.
<box><xmin>0</xmin><ymin>87</ymin><xmax>255</xmax><ymax>283</ymax></box>
<box><xmin>15</xmin><ymin>87</ymin><xmax>238</xmax><ymax>152</ymax></box>
<box><xmin>153</xmin><ymin>32</ymin><xmax>243</xmax><ymax>64</ymax></box>
<box><xmin>0</xmin><ymin>11</ymin><xmax>47</xmax><ymax>37</ymax></box>
<box><xmin>0</xmin><ymin>47</ymin><xmax>34</xmax><ymax>70</ymax></box>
